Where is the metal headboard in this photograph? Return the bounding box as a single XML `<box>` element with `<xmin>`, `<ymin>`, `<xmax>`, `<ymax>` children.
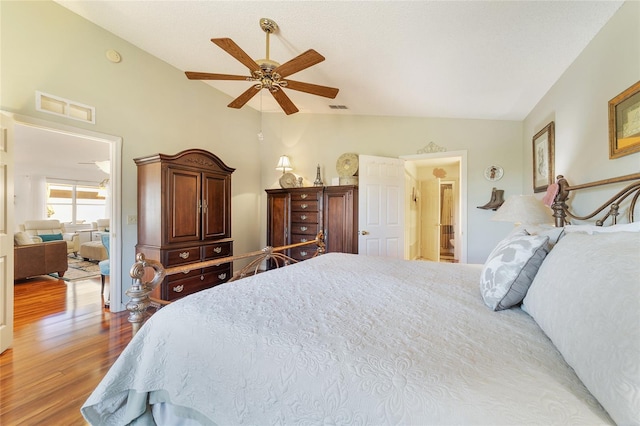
<box><xmin>551</xmin><ymin>173</ymin><xmax>640</xmax><ymax>227</ymax></box>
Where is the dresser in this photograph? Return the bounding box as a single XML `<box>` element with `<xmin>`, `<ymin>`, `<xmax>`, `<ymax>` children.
<box><xmin>134</xmin><ymin>149</ymin><xmax>234</xmax><ymax>302</ymax></box>
<box><xmin>266</xmin><ymin>185</ymin><xmax>358</xmax><ymax>266</ymax></box>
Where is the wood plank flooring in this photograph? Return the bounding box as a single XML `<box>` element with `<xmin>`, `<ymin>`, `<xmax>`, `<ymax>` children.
<box><xmin>1</xmin><ymin>275</ymin><xmax>132</xmax><ymax>425</ymax></box>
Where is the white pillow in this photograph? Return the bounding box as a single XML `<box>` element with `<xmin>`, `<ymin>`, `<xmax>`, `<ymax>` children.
<box><xmin>480</xmin><ymin>230</ymin><xmax>550</xmax><ymax>311</ymax></box>
<box><xmin>14</xmin><ymin>231</ymin><xmax>34</xmax><ymax>246</ymax></box>
<box><xmin>564</xmin><ymin>221</ymin><xmax>640</xmax><ymax>234</ymax></box>
<box><xmin>522</xmin><ymin>232</ymin><xmax>640</xmax><ymax>425</ymax></box>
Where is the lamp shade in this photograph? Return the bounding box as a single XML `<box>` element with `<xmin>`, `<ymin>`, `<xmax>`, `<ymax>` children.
<box><xmin>275</xmin><ymin>155</ymin><xmax>293</xmax><ymax>173</ymax></box>
<box><xmin>491</xmin><ymin>195</ymin><xmax>552</xmax><ymax>225</ymax></box>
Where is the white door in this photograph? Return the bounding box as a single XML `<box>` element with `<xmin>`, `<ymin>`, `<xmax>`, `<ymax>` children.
<box><xmin>0</xmin><ymin>112</ymin><xmax>15</xmax><ymax>353</ymax></box>
<box><xmin>358</xmin><ymin>155</ymin><xmax>405</xmax><ymax>258</ymax></box>
<box><xmin>421</xmin><ymin>178</ymin><xmax>440</xmax><ymax>261</ymax></box>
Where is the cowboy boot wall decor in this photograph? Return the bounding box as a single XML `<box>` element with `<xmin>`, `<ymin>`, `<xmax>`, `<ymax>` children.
<box><xmin>477</xmin><ymin>187</ymin><xmax>497</xmax><ymax>210</ymax></box>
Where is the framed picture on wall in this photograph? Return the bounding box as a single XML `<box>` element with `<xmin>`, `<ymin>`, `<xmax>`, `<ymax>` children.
<box><xmin>532</xmin><ymin>121</ymin><xmax>555</xmax><ymax>193</ymax></box>
<box><xmin>609</xmin><ymin>80</ymin><xmax>640</xmax><ymax>159</ymax></box>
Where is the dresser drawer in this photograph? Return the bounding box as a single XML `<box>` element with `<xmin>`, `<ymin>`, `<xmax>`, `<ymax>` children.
<box><xmin>291</xmin><ymin>200</ymin><xmax>319</xmax><ymax>212</ymax></box>
<box><xmin>290</xmin><ymin>211</ymin><xmax>319</xmax><ymax>223</ymax></box>
<box><xmin>164</xmin><ymin>266</ymin><xmax>231</xmax><ymax>301</ymax></box>
<box><xmin>290</xmin><ymin>246</ymin><xmax>318</xmax><ymax>261</ymax></box>
<box><xmin>291</xmin><ymin>223</ymin><xmax>318</xmax><ymax>235</ymax></box>
<box><xmin>290</xmin><ymin>234</ymin><xmax>318</xmax><ymax>244</ymax></box>
<box><xmin>164</xmin><ymin>274</ymin><xmax>210</xmax><ymax>301</ymax></box>
<box><xmin>203</xmin><ymin>241</ymin><xmax>233</xmax><ymax>259</ymax></box>
<box><xmin>167</xmin><ymin>267</ymin><xmax>201</xmax><ymax>282</ymax></box>
<box><xmin>290</xmin><ymin>190</ymin><xmax>321</xmax><ymax>202</ymax></box>
<box><xmin>165</xmin><ymin>246</ymin><xmax>201</xmax><ymax>266</ymax></box>
<box><xmin>202</xmin><ymin>264</ymin><xmax>232</xmax><ymax>285</ymax></box>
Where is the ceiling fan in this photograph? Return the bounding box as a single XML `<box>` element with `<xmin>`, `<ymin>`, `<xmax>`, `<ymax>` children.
<box><xmin>185</xmin><ymin>18</ymin><xmax>339</xmax><ymax>115</ymax></box>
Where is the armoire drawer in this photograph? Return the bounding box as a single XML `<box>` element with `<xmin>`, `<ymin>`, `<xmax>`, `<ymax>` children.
<box><xmin>203</xmin><ymin>240</ymin><xmax>233</xmax><ymax>259</ymax></box>
<box><xmin>165</xmin><ymin>246</ymin><xmax>201</xmax><ymax>266</ymax></box>
<box><xmin>164</xmin><ymin>266</ymin><xmax>232</xmax><ymax>301</ymax></box>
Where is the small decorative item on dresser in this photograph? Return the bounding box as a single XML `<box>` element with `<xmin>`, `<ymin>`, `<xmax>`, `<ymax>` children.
<box><xmin>313</xmin><ymin>164</ymin><xmax>323</xmax><ymax>186</ymax></box>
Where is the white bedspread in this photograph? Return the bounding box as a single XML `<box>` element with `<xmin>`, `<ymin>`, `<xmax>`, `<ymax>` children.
<box><xmin>82</xmin><ymin>253</ymin><xmax>612</xmax><ymax>425</ymax></box>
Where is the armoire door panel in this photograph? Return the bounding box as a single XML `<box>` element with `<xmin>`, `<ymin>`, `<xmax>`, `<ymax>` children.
<box><xmin>202</xmin><ymin>172</ymin><xmax>229</xmax><ymax>239</ymax></box>
<box><xmin>168</xmin><ymin>168</ymin><xmax>201</xmax><ymax>243</ymax></box>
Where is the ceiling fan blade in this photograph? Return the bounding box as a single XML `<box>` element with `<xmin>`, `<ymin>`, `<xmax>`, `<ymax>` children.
<box><xmin>284</xmin><ymin>80</ymin><xmax>339</xmax><ymax>99</ymax></box>
<box><xmin>270</xmin><ymin>89</ymin><xmax>299</xmax><ymax>115</ymax></box>
<box><xmin>185</xmin><ymin>71</ymin><xmax>249</xmax><ymax>81</ymax></box>
<box><xmin>274</xmin><ymin>49</ymin><xmax>325</xmax><ymax>78</ymax></box>
<box><xmin>228</xmin><ymin>85</ymin><xmax>261</xmax><ymax>109</ymax></box>
<box><xmin>211</xmin><ymin>38</ymin><xmax>261</xmax><ymax>72</ymax></box>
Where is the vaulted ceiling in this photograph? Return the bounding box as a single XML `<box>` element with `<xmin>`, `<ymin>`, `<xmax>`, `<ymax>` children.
<box><xmin>54</xmin><ymin>0</ymin><xmax>623</xmax><ymax>120</ymax></box>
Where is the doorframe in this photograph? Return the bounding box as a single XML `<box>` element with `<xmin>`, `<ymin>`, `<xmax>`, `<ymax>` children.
<box><xmin>5</xmin><ymin>112</ymin><xmax>123</xmax><ymax>311</ymax></box>
<box><xmin>400</xmin><ymin>150</ymin><xmax>467</xmax><ymax>263</ymax></box>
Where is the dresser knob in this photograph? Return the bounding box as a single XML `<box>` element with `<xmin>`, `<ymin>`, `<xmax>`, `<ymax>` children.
<box><xmin>300</xmin><ymin>238</ymin><xmax>308</xmax><ymax>243</ymax></box>
<box><xmin>200</xmin><ymin>275</ymin><xmax>205</xmax><ymax>281</ymax></box>
<box><xmin>218</xmin><ymin>273</ymin><xmax>227</xmax><ymax>280</ymax></box>
<box><xmin>300</xmin><ymin>226</ymin><xmax>308</xmax><ymax>231</ymax></box>
<box><xmin>300</xmin><ymin>251</ymin><xmax>308</xmax><ymax>256</ymax></box>
<box><xmin>300</xmin><ymin>214</ymin><xmax>307</xmax><ymax>220</ymax></box>
<box><xmin>301</xmin><ymin>203</ymin><xmax>308</xmax><ymax>209</ymax></box>
<box><xmin>173</xmin><ymin>284</ymin><xmax>184</xmax><ymax>293</ymax></box>
<box><xmin>213</xmin><ymin>246</ymin><xmax>222</xmax><ymax>253</ymax></box>
<box><xmin>179</xmin><ymin>251</ymin><xmax>190</xmax><ymax>259</ymax></box>
<box><xmin>300</xmin><ymin>193</ymin><xmax>308</xmax><ymax>199</ymax></box>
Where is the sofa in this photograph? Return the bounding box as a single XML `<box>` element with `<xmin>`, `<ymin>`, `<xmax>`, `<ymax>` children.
<box><xmin>14</xmin><ymin>235</ymin><xmax>68</xmax><ymax>280</ymax></box>
<box><xmin>20</xmin><ymin>219</ymin><xmax>80</xmax><ymax>256</ymax></box>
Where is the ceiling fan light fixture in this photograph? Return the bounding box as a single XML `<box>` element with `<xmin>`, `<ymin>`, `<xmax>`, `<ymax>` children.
<box><xmin>185</xmin><ymin>17</ymin><xmax>339</xmax><ymax>115</ymax></box>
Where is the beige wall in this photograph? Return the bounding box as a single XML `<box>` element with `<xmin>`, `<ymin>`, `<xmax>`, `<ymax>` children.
<box><xmin>524</xmin><ymin>1</ymin><xmax>640</xmax><ymax>216</ymax></box>
<box><xmin>1</xmin><ymin>0</ymin><xmax>262</xmax><ymax>310</ymax></box>
<box><xmin>259</xmin><ymin>110</ymin><xmax>524</xmax><ymax>263</ymax></box>
<box><xmin>3</xmin><ymin>0</ymin><xmax>637</xmax><ymax>293</ymax></box>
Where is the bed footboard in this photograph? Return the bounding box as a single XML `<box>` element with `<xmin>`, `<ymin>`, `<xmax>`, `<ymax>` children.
<box><xmin>126</xmin><ymin>232</ymin><xmax>325</xmax><ymax>335</ymax></box>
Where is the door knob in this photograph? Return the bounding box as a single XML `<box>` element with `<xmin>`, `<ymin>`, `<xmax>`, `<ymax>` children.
<box><xmin>359</xmin><ymin>230</ymin><xmax>369</xmax><ymax>235</ymax></box>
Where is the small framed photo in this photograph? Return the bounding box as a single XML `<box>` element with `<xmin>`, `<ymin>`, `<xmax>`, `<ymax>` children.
<box><xmin>532</xmin><ymin>121</ymin><xmax>554</xmax><ymax>193</ymax></box>
<box><xmin>609</xmin><ymin>80</ymin><xmax>640</xmax><ymax>159</ymax></box>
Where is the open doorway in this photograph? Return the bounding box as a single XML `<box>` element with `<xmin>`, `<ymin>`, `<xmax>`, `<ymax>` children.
<box><xmin>402</xmin><ymin>150</ymin><xmax>467</xmax><ymax>264</ymax></box>
<box><xmin>9</xmin><ymin>112</ymin><xmax>123</xmax><ymax>311</ymax></box>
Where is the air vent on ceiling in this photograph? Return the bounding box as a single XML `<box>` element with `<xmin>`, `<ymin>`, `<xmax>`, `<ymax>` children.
<box><xmin>36</xmin><ymin>91</ymin><xmax>95</xmax><ymax>124</ymax></box>
<box><xmin>329</xmin><ymin>105</ymin><xmax>349</xmax><ymax>110</ymax></box>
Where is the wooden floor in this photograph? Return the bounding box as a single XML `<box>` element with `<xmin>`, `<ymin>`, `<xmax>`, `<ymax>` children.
<box><xmin>0</xmin><ymin>275</ymin><xmax>132</xmax><ymax>425</ymax></box>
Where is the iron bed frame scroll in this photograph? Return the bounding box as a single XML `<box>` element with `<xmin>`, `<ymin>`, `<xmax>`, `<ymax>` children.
<box><xmin>126</xmin><ymin>232</ymin><xmax>325</xmax><ymax>336</ymax></box>
<box><xmin>551</xmin><ymin>172</ymin><xmax>640</xmax><ymax>227</ymax></box>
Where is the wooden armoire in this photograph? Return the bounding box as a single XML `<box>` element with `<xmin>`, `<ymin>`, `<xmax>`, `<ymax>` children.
<box><xmin>134</xmin><ymin>149</ymin><xmax>234</xmax><ymax>302</ymax></box>
<box><xmin>266</xmin><ymin>185</ymin><xmax>358</xmax><ymax>266</ymax></box>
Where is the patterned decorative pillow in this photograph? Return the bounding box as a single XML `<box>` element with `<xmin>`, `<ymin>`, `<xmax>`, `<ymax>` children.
<box><xmin>480</xmin><ymin>230</ymin><xmax>550</xmax><ymax>311</ymax></box>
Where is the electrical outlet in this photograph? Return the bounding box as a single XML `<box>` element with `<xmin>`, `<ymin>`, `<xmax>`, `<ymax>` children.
<box><xmin>127</xmin><ymin>215</ymin><xmax>137</xmax><ymax>225</ymax></box>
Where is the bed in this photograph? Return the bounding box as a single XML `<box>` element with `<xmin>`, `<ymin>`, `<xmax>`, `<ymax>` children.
<box><xmin>82</xmin><ymin>173</ymin><xmax>640</xmax><ymax>425</ymax></box>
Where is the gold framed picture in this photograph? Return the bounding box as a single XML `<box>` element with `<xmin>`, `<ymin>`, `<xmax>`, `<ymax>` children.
<box><xmin>609</xmin><ymin>80</ymin><xmax>640</xmax><ymax>159</ymax></box>
<box><xmin>532</xmin><ymin>121</ymin><xmax>554</xmax><ymax>193</ymax></box>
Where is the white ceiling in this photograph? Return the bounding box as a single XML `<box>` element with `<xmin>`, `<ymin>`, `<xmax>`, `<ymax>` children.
<box><xmin>54</xmin><ymin>0</ymin><xmax>623</xmax><ymax>120</ymax></box>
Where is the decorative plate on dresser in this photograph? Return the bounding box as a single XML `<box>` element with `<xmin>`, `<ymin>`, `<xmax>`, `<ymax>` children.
<box><xmin>279</xmin><ymin>172</ymin><xmax>298</xmax><ymax>188</ymax></box>
<box><xmin>336</xmin><ymin>153</ymin><xmax>359</xmax><ymax>177</ymax></box>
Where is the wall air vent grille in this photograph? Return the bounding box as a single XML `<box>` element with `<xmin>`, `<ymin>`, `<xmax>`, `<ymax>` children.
<box><xmin>36</xmin><ymin>91</ymin><xmax>95</xmax><ymax>124</ymax></box>
<box><xmin>329</xmin><ymin>105</ymin><xmax>349</xmax><ymax>110</ymax></box>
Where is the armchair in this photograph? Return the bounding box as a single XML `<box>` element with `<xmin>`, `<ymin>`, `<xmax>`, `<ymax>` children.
<box><xmin>21</xmin><ymin>220</ymin><xmax>80</xmax><ymax>256</ymax></box>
